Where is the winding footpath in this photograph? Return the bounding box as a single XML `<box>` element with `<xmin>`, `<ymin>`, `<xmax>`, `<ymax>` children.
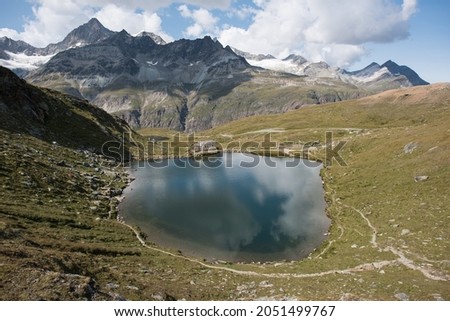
<box><xmin>345</xmin><ymin>205</ymin><xmax>449</xmax><ymax>282</ymax></box>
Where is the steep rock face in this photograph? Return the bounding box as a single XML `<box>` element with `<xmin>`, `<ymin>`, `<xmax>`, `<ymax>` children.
<box><xmin>30</xmin><ymin>32</ymin><xmax>249</xmax><ymax>84</ymax></box>
<box><xmin>0</xmin><ymin>66</ymin><xmax>134</xmax><ymax>158</ymax></box>
<box><xmin>27</xmin><ymin>33</ymin><xmax>273</xmax><ymax>131</ymax></box>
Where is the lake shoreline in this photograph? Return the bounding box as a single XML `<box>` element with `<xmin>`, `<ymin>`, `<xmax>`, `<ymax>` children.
<box><xmin>118</xmin><ymin>153</ymin><xmax>330</xmax><ymax>264</ymax></box>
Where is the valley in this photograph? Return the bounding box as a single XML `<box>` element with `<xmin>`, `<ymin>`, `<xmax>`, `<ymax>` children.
<box><xmin>1</xmin><ymin>65</ymin><xmax>448</xmax><ymax>299</ymax></box>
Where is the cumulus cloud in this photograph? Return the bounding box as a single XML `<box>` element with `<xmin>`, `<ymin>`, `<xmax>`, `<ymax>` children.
<box><xmin>227</xmin><ymin>4</ymin><xmax>258</xmax><ymax>20</ymax></box>
<box><xmin>0</xmin><ymin>0</ymin><xmax>230</xmax><ymax>47</ymax></box>
<box><xmin>0</xmin><ymin>0</ymin><xmax>417</xmax><ymax>68</ymax></box>
<box><xmin>0</xmin><ymin>28</ymin><xmax>20</xmax><ymax>40</ymax></box>
<box><xmin>94</xmin><ymin>4</ymin><xmax>172</xmax><ymax>41</ymax></box>
<box><xmin>218</xmin><ymin>0</ymin><xmax>417</xmax><ymax>67</ymax></box>
<box><xmin>178</xmin><ymin>4</ymin><xmax>219</xmax><ymax>38</ymax></box>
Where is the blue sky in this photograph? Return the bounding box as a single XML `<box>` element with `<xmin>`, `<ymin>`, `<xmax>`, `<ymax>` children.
<box><xmin>0</xmin><ymin>0</ymin><xmax>448</xmax><ymax>83</ymax></box>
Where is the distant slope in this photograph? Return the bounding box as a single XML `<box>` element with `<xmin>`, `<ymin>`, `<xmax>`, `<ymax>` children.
<box><xmin>204</xmin><ymin>83</ymin><xmax>450</xmax><ymax>136</ymax></box>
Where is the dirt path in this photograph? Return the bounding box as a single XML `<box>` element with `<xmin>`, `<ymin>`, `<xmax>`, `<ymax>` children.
<box><xmin>346</xmin><ymin>205</ymin><xmax>377</xmax><ymax>247</ymax></box>
<box><xmin>344</xmin><ymin>205</ymin><xmax>449</xmax><ymax>282</ymax></box>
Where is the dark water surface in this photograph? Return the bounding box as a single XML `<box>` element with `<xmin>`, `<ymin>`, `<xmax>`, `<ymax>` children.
<box><xmin>119</xmin><ymin>153</ymin><xmax>329</xmax><ymax>262</ymax></box>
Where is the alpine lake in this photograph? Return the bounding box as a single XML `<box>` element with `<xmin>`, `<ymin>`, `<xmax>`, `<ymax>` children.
<box><xmin>119</xmin><ymin>153</ymin><xmax>330</xmax><ymax>263</ymax></box>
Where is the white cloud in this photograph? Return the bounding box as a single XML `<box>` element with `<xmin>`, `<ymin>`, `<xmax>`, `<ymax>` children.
<box><xmin>227</xmin><ymin>4</ymin><xmax>258</xmax><ymax>20</ymax></box>
<box><xmin>178</xmin><ymin>4</ymin><xmax>219</xmax><ymax>38</ymax></box>
<box><xmin>94</xmin><ymin>4</ymin><xmax>172</xmax><ymax>41</ymax></box>
<box><xmin>0</xmin><ymin>28</ymin><xmax>20</xmax><ymax>40</ymax></box>
<box><xmin>0</xmin><ymin>0</ymin><xmax>417</xmax><ymax>68</ymax></box>
<box><xmin>402</xmin><ymin>0</ymin><xmax>417</xmax><ymax>19</ymax></box>
<box><xmin>218</xmin><ymin>0</ymin><xmax>417</xmax><ymax>67</ymax></box>
<box><xmin>0</xmin><ymin>0</ymin><xmax>231</xmax><ymax>47</ymax></box>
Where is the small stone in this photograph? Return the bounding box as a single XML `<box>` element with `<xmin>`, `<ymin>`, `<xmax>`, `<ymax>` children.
<box><xmin>56</xmin><ymin>160</ymin><xmax>67</xmax><ymax>167</ymax></box>
<box><xmin>259</xmin><ymin>281</ymin><xmax>273</xmax><ymax>288</ymax></box>
<box><xmin>432</xmin><ymin>293</ymin><xmax>444</xmax><ymax>301</ymax></box>
<box><xmin>394</xmin><ymin>293</ymin><xmax>409</xmax><ymax>301</ymax></box>
<box><xmin>401</xmin><ymin>229</ymin><xmax>410</xmax><ymax>236</ymax></box>
<box><xmin>126</xmin><ymin>286</ymin><xmax>139</xmax><ymax>291</ymax></box>
<box><xmin>404</xmin><ymin>142</ymin><xmax>417</xmax><ymax>154</ymax></box>
<box><xmin>151</xmin><ymin>294</ymin><xmax>164</xmax><ymax>301</ymax></box>
<box><xmin>106</xmin><ymin>283</ymin><xmax>119</xmax><ymax>289</ymax></box>
<box><xmin>414</xmin><ymin>175</ymin><xmax>429</xmax><ymax>182</ymax></box>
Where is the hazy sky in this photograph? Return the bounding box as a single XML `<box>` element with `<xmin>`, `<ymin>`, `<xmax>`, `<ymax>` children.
<box><xmin>0</xmin><ymin>0</ymin><xmax>448</xmax><ymax>83</ymax></box>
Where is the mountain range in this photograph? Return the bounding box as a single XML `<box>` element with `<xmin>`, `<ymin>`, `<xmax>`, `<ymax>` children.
<box><xmin>0</xmin><ymin>18</ymin><xmax>429</xmax><ymax>131</ymax></box>
<box><xmin>235</xmin><ymin>49</ymin><xmax>429</xmax><ymax>89</ymax></box>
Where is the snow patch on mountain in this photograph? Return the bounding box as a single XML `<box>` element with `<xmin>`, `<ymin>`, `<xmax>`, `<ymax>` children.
<box><xmin>351</xmin><ymin>67</ymin><xmax>392</xmax><ymax>83</ymax></box>
<box><xmin>233</xmin><ymin>48</ymin><xmax>427</xmax><ymax>88</ymax></box>
<box><xmin>0</xmin><ymin>51</ymin><xmax>55</xmax><ymax>71</ymax></box>
<box><xmin>247</xmin><ymin>58</ymin><xmax>308</xmax><ymax>75</ymax></box>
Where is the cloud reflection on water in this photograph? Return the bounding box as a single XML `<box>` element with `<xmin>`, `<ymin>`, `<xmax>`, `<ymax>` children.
<box><xmin>121</xmin><ymin>153</ymin><xmax>329</xmax><ymax>261</ymax></box>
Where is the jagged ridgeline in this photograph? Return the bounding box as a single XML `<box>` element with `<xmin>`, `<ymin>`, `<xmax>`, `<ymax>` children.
<box><xmin>0</xmin><ymin>66</ymin><xmax>138</xmax><ymax>161</ymax></box>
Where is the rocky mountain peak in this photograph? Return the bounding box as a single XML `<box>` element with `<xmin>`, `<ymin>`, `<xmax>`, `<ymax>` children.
<box><xmin>282</xmin><ymin>54</ymin><xmax>307</xmax><ymax>65</ymax></box>
<box><xmin>85</xmin><ymin>17</ymin><xmax>103</xmax><ymax>29</ymax></box>
<box><xmin>347</xmin><ymin>62</ymin><xmax>382</xmax><ymax>77</ymax></box>
<box><xmin>231</xmin><ymin>47</ymin><xmax>275</xmax><ymax>62</ymax></box>
<box><xmin>58</xmin><ymin>18</ymin><xmax>114</xmax><ymax>48</ymax></box>
<box><xmin>136</xmin><ymin>31</ymin><xmax>166</xmax><ymax>45</ymax></box>
<box><xmin>0</xmin><ymin>36</ymin><xmax>36</xmax><ymax>55</ymax></box>
<box><xmin>367</xmin><ymin>62</ymin><xmax>381</xmax><ymax>68</ymax></box>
